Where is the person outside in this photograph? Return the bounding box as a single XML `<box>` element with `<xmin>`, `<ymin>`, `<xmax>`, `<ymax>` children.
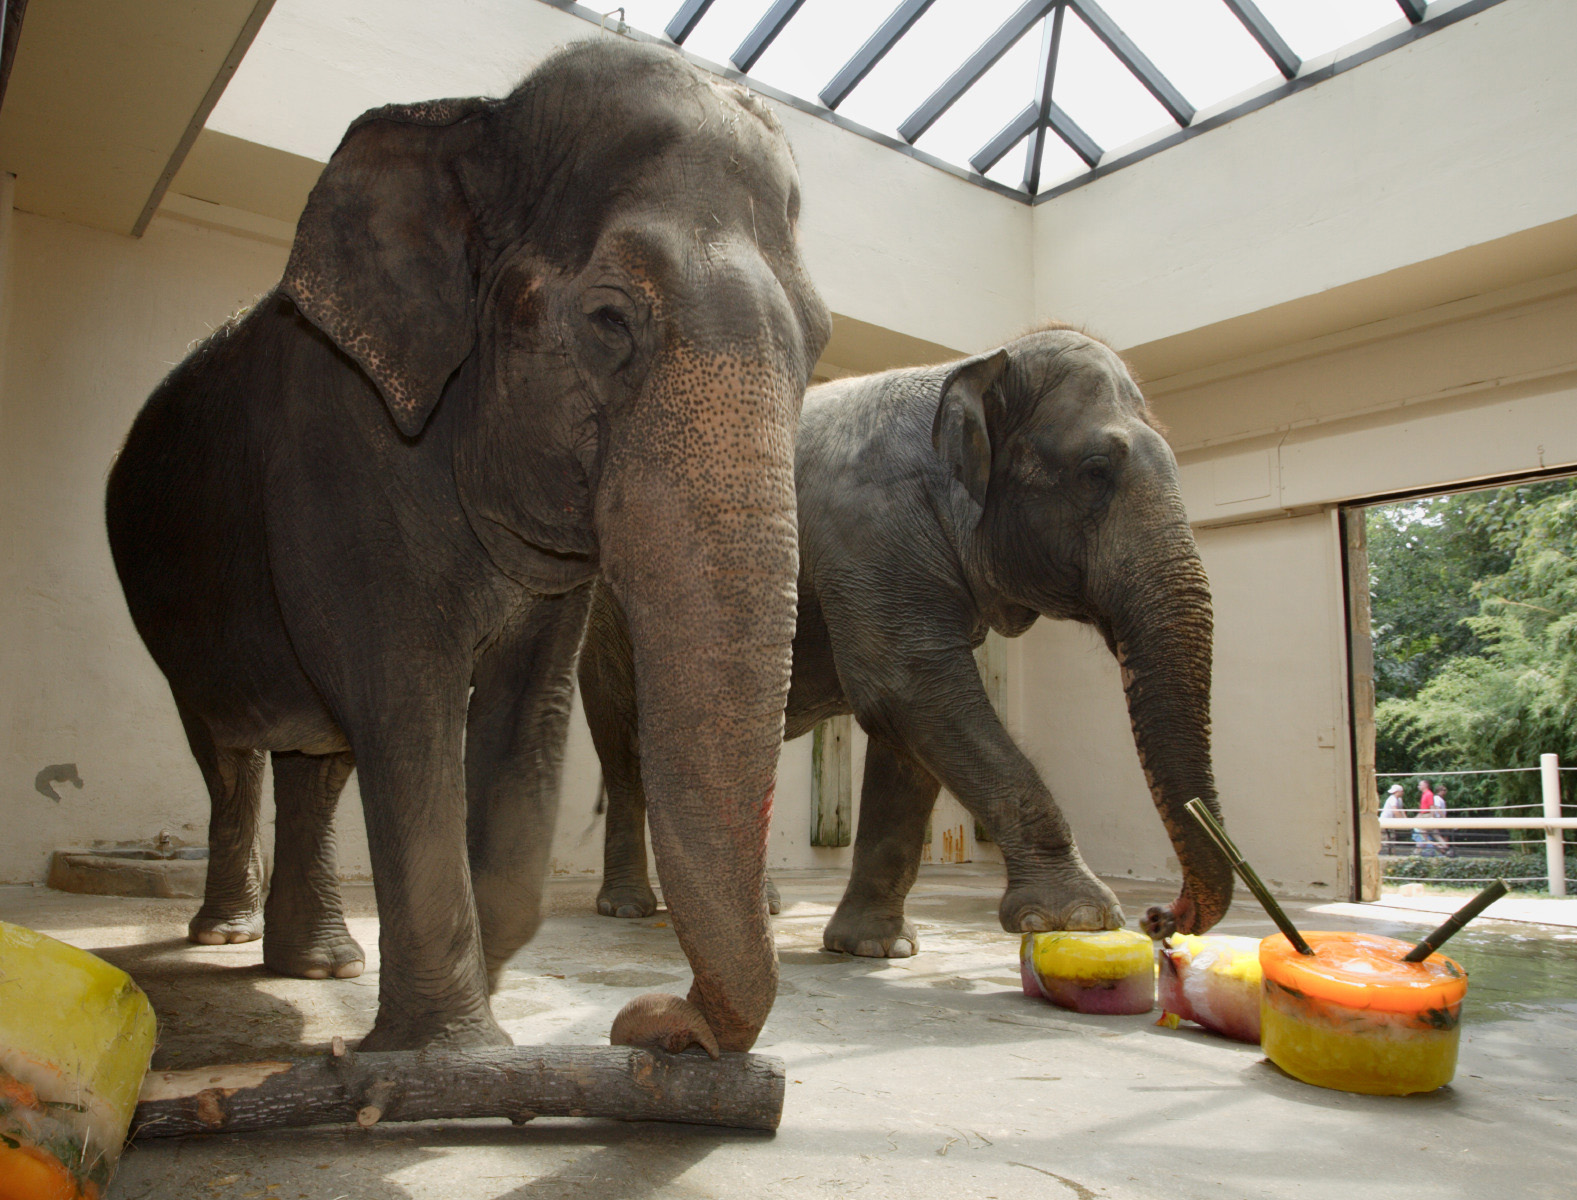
<box><xmin>1428</xmin><ymin>785</ymin><xmax>1452</xmax><ymax>857</ymax></box>
<box><xmin>1381</xmin><ymin>783</ymin><xmax>1406</xmax><ymax>855</ymax></box>
<box><xmin>1412</xmin><ymin>779</ymin><xmax>1438</xmax><ymax>856</ymax></box>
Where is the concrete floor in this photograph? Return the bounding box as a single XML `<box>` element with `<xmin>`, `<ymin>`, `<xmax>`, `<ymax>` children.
<box><xmin>3</xmin><ymin>867</ymin><xmax>1574</xmax><ymax>1200</ymax></box>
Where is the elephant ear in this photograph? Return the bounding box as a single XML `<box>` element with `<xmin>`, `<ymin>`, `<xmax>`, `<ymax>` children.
<box><xmin>281</xmin><ymin>98</ymin><xmax>493</xmax><ymax>438</ymax></box>
<box><xmin>931</xmin><ymin>348</ymin><xmax>1009</xmax><ymax>507</ymax></box>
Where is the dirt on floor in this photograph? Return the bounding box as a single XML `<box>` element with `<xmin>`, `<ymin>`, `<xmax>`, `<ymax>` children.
<box><xmin>3</xmin><ymin>867</ymin><xmax>1575</xmax><ymax>1200</ymax></box>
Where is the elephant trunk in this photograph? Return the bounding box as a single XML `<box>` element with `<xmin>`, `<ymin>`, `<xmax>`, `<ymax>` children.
<box><xmin>1099</xmin><ymin>502</ymin><xmax>1234</xmax><ymax>935</ymax></box>
<box><xmin>597</xmin><ymin>350</ymin><xmax>800</xmax><ymax>1053</ymax></box>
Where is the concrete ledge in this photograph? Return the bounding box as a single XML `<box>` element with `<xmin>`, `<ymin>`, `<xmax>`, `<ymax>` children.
<box><xmin>46</xmin><ymin>852</ymin><xmax>207</xmax><ymax>899</ymax></box>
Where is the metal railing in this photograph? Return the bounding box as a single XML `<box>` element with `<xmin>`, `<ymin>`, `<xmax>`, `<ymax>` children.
<box><xmin>1379</xmin><ymin>754</ymin><xmax>1571</xmax><ymax>896</ymax></box>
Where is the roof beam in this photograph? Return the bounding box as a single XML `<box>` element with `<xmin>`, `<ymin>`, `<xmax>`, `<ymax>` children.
<box><xmin>1069</xmin><ymin>0</ymin><xmax>1193</xmax><ymax>127</ymax></box>
<box><xmin>665</xmin><ymin>0</ymin><xmax>716</xmax><ymax>45</ymax></box>
<box><xmin>1396</xmin><ymin>0</ymin><xmax>1428</xmax><ymax>23</ymax></box>
<box><xmin>970</xmin><ymin>98</ymin><xmax>1099</xmax><ymax>178</ymax></box>
<box><xmin>899</xmin><ymin>0</ymin><xmax>1058</xmax><ymax>144</ymax></box>
<box><xmin>1022</xmin><ymin>4</ymin><xmax>1067</xmax><ymax>195</ymax></box>
<box><xmin>733</xmin><ymin>0</ymin><xmax>806</xmax><ymax>73</ymax></box>
<box><xmin>1222</xmin><ymin>0</ymin><xmax>1300</xmax><ymax>79</ymax></box>
<box><xmin>971</xmin><ymin>103</ymin><xmax>1036</xmax><ymax>175</ymax></box>
<box><xmin>819</xmin><ymin>0</ymin><xmax>936</xmax><ymax>111</ymax></box>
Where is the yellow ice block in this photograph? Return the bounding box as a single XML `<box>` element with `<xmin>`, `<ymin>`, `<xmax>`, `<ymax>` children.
<box><xmin>0</xmin><ymin>922</ymin><xmax>157</xmax><ymax>1199</ymax></box>
<box><xmin>1259</xmin><ymin>931</ymin><xmax>1466</xmax><ymax>1096</ymax></box>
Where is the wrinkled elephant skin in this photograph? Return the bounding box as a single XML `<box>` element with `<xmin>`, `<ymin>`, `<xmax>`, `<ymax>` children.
<box><xmin>582</xmin><ymin>327</ymin><xmax>1232</xmax><ymax>957</ymax></box>
<box><xmin>106</xmin><ymin>40</ymin><xmax>829</xmax><ymax>1054</ymax></box>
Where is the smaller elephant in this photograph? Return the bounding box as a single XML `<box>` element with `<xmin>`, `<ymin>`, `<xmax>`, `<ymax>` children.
<box><xmin>581</xmin><ymin>326</ymin><xmax>1234</xmax><ymax>957</ymax></box>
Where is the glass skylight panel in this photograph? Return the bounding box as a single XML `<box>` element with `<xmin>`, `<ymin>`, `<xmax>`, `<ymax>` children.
<box><xmin>1096</xmin><ymin>0</ymin><xmax>1281</xmax><ymax>114</ymax></box>
<box><xmin>667</xmin><ymin>0</ymin><xmax>778</xmax><ymax>71</ymax></box>
<box><xmin>912</xmin><ymin>26</ymin><xmax>1043</xmax><ymax>178</ymax></box>
<box><xmin>1052</xmin><ymin>8</ymin><xmax>1174</xmax><ymax>157</ymax></box>
<box><xmin>593</xmin><ymin>0</ymin><xmax>1463</xmax><ymax>197</ymax></box>
<box><xmin>833</xmin><ymin>0</ymin><xmax>1028</xmax><ymax>146</ymax></box>
<box><xmin>745</xmin><ymin>0</ymin><xmax>893</xmax><ymax>104</ymax></box>
<box><xmin>1251</xmin><ymin>0</ymin><xmax>1407</xmax><ymax>62</ymax></box>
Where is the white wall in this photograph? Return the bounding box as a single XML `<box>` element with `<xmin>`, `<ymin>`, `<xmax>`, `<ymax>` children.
<box><xmin>1014</xmin><ymin>512</ymin><xmax>1349</xmax><ymax>901</ymax></box>
<box><xmin>1032</xmin><ymin>0</ymin><xmax>1577</xmax><ymax>352</ymax></box>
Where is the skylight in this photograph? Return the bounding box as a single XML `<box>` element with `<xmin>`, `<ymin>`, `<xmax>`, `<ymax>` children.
<box><xmin>574</xmin><ymin>0</ymin><xmax>1494</xmax><ymax>199</ymax></box>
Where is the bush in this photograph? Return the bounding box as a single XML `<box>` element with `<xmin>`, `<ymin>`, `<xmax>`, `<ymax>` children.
<box><xmin>1381</xmin><ymin>854</ymin><xmax>1575</xmax><ymax>893</ymax></box>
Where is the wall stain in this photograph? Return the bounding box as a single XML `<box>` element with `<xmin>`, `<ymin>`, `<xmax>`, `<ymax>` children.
<box><xmin>35</xmin><ymin>763</ymin><xmax>83</xmax><ymax>802</ymax></box>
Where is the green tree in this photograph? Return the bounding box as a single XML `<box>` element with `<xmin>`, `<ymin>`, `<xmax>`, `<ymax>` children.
<box><xmin>1375</xmin><ymin>482</ymin><xmax>1577</xmax><ymax>824</ymax></box>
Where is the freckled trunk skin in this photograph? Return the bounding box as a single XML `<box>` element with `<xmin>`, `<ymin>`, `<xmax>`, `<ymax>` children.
<box><xmin>1105</xmin><ymin>515</ymin><xmax>1234</xmax><ymax>935</ymax></box>
<box><xmin>597</xmin><ymin>349</ymin><xmax>798</xmax><ymax>1051</ymax></box>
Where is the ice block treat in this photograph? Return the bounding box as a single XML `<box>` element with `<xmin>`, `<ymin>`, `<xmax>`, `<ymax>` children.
<box><xmin>1020</xmin><ymin>929</ymin><xmax>1155</xmax><ymax>1015</ymax></box>
<box><xmin>1259</xmin><ymin>931</ymin><xmax>1467</xmax><ymax>1095</ymax></box>
<box><xmin>0</xmin><ymin>921</ymin><xmax>157</xmax><ymax>1199</ymax></box>
<box><xmin>1158</xmin><ymin>934</ymin><xmax>1263</xmax><ymax>1043</ymax></box>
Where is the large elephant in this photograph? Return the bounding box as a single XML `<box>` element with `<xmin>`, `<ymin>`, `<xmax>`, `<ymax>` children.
<box><xmin>581</xmin><ymin>326</ymin><xmax>1232</xmax><ymax>956</ymax></box>
<box><xmin>105</xmin><ymin>39</ymin><xmax>829</xmax><ymax>1054</ymax></box>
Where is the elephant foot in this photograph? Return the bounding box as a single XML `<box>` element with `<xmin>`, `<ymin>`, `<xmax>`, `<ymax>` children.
<box><xmin>823</xmin><ymin>903</ymin><xmax>918</xmax><ymax>958</ymax></box>
<box><xmin>1000</xmin><ymin>870</ymin><xmax>1124</xmax><ymax>933</ymax></box>
<box><xmin>359</xmin><ymin>1009</ymin><xmax>512</xmax><ymax>1053</ymax></box>
<box><xmin>263</xmin><ymin>925</ymin><xmax>366</xmax><ymax>980</ymax></box>
<box><xmin>765</xmin><ymin>875</ymin><xmax>781</xmax><ymax>916</ymax></box>
<box><xmin>596</xmin><ymin>880</ymin><xmax>658</xmax><ymax>919</ymax></box>
<box><xmin>610</xmin><ymin>993</ymin><xmax>719</xmax><ymax>1059</ymax></box>
<box><xmin>188</xmin><ymin>906</ymin><xmax>263</xmax><ymax>945</ymax></box>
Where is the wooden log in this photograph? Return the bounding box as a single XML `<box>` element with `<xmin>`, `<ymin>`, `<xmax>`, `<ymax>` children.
<box><xmin>132</xmin><ymin>1046</ymin><xmax>785</xmax><ymax>1136</ymax></box>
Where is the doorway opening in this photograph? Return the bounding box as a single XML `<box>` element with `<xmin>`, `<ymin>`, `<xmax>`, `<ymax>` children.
<box><xmin>1342</xmin><ymin>470</ymin><xmax>1577</xmax><ymax>901</ymax></box>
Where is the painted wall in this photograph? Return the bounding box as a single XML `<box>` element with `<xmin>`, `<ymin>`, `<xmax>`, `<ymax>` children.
<box><xmin>1032</xmin><ymin>0</ymin><xmax>1576</xmax><ymax>353</ymax></box>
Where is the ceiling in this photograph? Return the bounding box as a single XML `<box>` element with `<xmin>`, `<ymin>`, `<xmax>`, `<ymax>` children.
<box><xmin>583</xmin><ymin>0</ymin><xmax>1500</xmax><ymax>198</ymax></box>
<box><xmin>0</xmin><ymin>0</ymin><xmax>272</xmax><ymax>235</ymax></box>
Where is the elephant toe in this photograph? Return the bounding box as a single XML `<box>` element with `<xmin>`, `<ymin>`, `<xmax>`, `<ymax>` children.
<box><xmin>597</xmin><ymin>884</ymin><xmax>658</xmax><ymax>919</ymax></box>
<box><xmin>823</xmin><ymin>910</ymin><xmax>919</xmax><ymax>959</ymax></box>
<box><xmin>189</xmin><ymin>908</ymin><xmax>264</xmax><ymax>946</ymax></box>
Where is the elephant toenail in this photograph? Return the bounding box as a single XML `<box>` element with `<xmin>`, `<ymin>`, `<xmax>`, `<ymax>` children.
<box><xmin>336</xmin><ymin>962</ymin><xmax>364</xmax><ymax>979</ymax></box>
<box><xmin>854</xmin><ymin>940</ymin><xmax>883</xmax><ymax>957</ymax></box>
<box><xmin>1019</xmin><ymin>912</ymin><xmax>1051</xmax><ymax>932</ymax></box>
<box><xmin>890</xmin><ymin>939</ymin><xmax>915</xmax><ymax>958</ymax></box>
<box><xmin>1066</xmin><ymin>904</ymin><xmax>1103</xmax><ymax>930</ymax></box>
<box><xmin>303</xmin><ymin>967</ymin><xmax>329</xmax><ymax>979</ymax></box>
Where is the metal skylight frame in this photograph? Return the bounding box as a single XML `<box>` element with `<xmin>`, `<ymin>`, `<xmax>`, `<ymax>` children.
<box><xmin>545</xmin><ymin>0</ymin><xmax>1513</xmax><ymax>204</ymax></box>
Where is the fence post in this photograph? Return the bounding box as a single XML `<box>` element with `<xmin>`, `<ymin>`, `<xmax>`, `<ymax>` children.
<box><xmin>1543</xmin><ymin>753</ymin><xmax>1566</xmax><ymax>897</ymax></box>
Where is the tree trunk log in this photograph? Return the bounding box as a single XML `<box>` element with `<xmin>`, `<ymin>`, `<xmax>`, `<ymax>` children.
<box><xmin>133</xmin><ymin>1046</ymin><xmax>785</xmax><ymax>1136</ymax></box>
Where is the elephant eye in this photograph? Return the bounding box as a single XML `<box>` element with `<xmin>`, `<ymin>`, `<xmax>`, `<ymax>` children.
<box><xmin>1077</xmin><ymin>455</ymin><xmax>1113</xmax><ymax>494</ymax></box>
<box><xmin>593</xmin><ymin>306</ymin><xmax>630</xmax><ymax>334</ymax></box>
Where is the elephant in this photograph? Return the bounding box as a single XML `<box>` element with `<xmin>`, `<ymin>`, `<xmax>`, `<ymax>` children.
<box><xmin>104</xmin><ymin>38</ymin><xmax>829</xmax><ymax>1055</ymax></box>
<box><xmin>580</xmin><ymin>326</ymin><xmax>1233</xmax><ymax>957</ymax></box>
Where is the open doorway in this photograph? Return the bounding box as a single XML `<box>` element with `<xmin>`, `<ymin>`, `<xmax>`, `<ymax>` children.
<box><xmin>1343</xmin><ymin>473</ymin><xmax>1577</xmax><ymax>901</ymax></box>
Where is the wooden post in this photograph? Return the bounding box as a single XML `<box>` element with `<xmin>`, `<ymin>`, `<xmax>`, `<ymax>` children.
<box><xmin>134</xmin><ymin>1046</ymin><xmax>786</xmax><ymax>1137</ymax></box>
<box><xmin>810</xmin><ymin>716</ymin><xmax>852</xmax><ymax>848</ymax></box>
<box><xmin>1344</xmin><ymin>508</ymin><xmax>1382</xmax><ymax>901</ymax></box>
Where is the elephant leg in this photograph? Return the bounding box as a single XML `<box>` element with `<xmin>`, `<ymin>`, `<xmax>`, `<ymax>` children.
<box><xmin>263</xmin><ymin>750</ymin><xmax>363</xmax><ymax>980</ymax></box>
<box><xmin>823</xmin><ymin>737</ymin><xmax>938</xmax><ymax>958</ymax></box>
<box><xmin>579</xmin><ymin>583</ymin><xmax>658</xmax><ymax>919</ymax></box>
<box><xmin>179</xmin><ymin>702</ymin><xmax>266</xmax><ymax>946</ymax></box>
<box><xmin>467</xmin><ymin>585</ymin><xmax>595</xmax><ymax>991</ymax></box>
<box><xmin>871</xmin><ymin>652</ymin><xmax>1122</xmax><ymax>934</ymax></box>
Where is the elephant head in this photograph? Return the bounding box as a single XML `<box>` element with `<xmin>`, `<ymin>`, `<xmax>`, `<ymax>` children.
<box><xmin>935</xmin><ymin>326</ymin><xmax>1232</xmax><ymax>935</ymax></box>
<box><xmin>280</xmin><ymin>40</ymin><xmax>829</xmax><ymax>1053</ymax></box>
